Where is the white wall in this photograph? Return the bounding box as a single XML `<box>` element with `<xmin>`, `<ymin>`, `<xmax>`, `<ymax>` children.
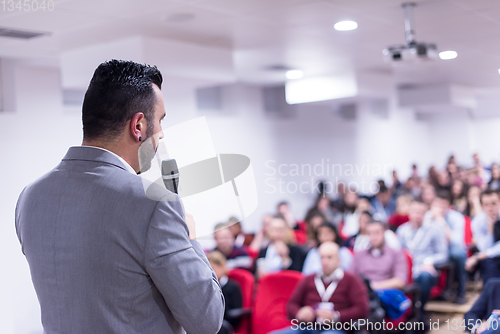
<box><xmin>3</xmin><ymin>61</ymin><xmax>500</xmax><ymax>333</ymax></box>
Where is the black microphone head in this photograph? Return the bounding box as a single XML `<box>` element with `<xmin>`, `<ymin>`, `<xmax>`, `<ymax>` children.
<box><xmin>162</xmin><ymin>159</ymin><xmax>179</xmax><ymax>194</ymax></box>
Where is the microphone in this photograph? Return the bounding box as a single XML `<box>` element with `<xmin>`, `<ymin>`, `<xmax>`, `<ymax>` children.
<box><xmin>161</xmin><ymin>159</ymin><xmax>179</xmax><ymax>194</ymax></box>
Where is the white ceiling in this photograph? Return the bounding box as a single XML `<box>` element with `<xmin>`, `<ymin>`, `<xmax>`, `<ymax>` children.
<box><xmin>2</xmin><ymin>0</ymin><xmax>500</xmax><ymax>88</ymax></box>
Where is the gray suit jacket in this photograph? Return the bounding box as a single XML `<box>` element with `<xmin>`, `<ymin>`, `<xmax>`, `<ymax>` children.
<box><xmin>15</xmin><ymin>146</ymin><xmax>224</xmax><ymax>334</ymax></box>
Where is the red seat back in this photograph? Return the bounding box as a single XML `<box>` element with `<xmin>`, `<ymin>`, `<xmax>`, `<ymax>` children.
<box><xmin>228</xmin><ymin>269</ymin><xmax>255</xmax><ymax>334</ymax></box>
<box><xmin>403</xmin><ymin>249</ymin><xmax>413</xmax><ymax>285</ymax></box>
<box><xmin>252</xmin><ymin>271</ymin><xmax>303</xmax><ymax>334</ymax></box>
<box><xmin>464</xmin><ymin>215</ymin><xmax>473</xmax><ymax>247</ymax></box>
<box><xmin>293</xmin><ymin>229</ymin><xmax>308</xmax><ymax>245</ymax></box>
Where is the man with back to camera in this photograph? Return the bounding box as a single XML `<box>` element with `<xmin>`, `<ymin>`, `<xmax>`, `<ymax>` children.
<box><xmin>15</xmin><ymin>60</ymin><xmax>225</xmax><ymax>334</ymax></box>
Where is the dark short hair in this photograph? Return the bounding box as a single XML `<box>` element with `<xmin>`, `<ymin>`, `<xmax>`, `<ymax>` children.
<box><xmin>360</xmin><ymin>210</ymin><xmax>373</xmax><ymax>219</ymax></box>
<box><xmin>378</xmin><ymin>185</ymin><xmax>389</xmax><ymax>194</ymax></box>
<box><xmin>435</xmin><ymin>189</ymin><xmax>451</xmax><ymax>203</ymax></box>
<box><xmin>480</xmin><ymin>189</ymin><xmax>499</xmax><ymax>204</ymax></box>
<box><xmin>367</xmin><ymin>220</ymin><xmax>386</xmax><ymax>230</ymax></box>
<box><xmin>82</xmin><ymin>60</ymin><xmax>163</xmax><ymax>141</ymax></box>
<box><xmin>277</xmin><ymin>201</ymin><xmax>289</xmax><ymax>208</ymax></box>
<box><xmin>411</xmin><ymin>198</ymin><xmax>428</xmax><ymax>207</ymax></box>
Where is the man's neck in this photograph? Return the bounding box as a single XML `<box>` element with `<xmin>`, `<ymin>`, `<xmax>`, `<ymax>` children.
<box><xmin>410</xmin><ymin>221</ymin><xmax>422</xmax><ymax>230</ymax></box>
<box><xmin>82</xmin><ymin>140</ymin><xmax>139</xmax><ymax>173</ymax></box>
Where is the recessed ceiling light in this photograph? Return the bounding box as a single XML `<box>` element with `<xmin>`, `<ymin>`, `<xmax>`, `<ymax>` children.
<box><xmin>334</xmin><ymin>21</ymin><xmax>358</xmax><ymax>31</ymax></box>
<box><xmin>497</xmin><ymin>69</ymin><xmax>500</xmax><ymax>75</ymax></box>
<box><xmin>439</xmin><ymin>50</ymin><xmax>458</xmax><ymax>60</ymax></box>
<box><xmin>165</xmin><ymin>13</ymin><xmax>195</xmax><ymax>23</ymax></box>
<box><xmin>286</xmin><ymin>70</ymin><xmax>304</xmax><ymax>80</ymax></box>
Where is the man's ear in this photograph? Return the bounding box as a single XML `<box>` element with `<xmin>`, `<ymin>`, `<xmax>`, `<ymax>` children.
<box><xmin>130</xmin><ymin>112</ymin><xmax>145</xmax><ymax>142</ymax></box>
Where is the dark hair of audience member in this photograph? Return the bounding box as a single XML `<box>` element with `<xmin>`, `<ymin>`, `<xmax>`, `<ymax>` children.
<box><xmin>314</xmin><ymin>222</ymin><xmax>343</xmax><ymax>247</ymax></box>
<box><xmin>480</xmin><ymin>188</ymin><xmax>499</xmax><ymax>204</ymax></box>
<box><xmin>304</xmin><ymin>209</ymin><xmax>326</xmax><ymax>240</ymax></box>
<box><xmin>435</xmin><ymin>189</ymin><xmax>452</xmax><ymax>203</ymax></box>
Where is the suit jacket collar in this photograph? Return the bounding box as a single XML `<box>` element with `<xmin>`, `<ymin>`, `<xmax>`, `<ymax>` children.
<box><xmin>62</xmin><ymin>146</ymin><xmax>130</xmax><ymax>173</ymax></box>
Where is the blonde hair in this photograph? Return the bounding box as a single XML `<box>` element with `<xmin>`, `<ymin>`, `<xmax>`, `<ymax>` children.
<box><xmin>207</xmin><ymin>250</ymin><xmax>227</xmax><ymax>267</ymax></box>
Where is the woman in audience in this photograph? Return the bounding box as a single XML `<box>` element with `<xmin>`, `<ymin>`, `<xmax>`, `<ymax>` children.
<box><xmin>207</xmin><ymin>251</ymin><xmax>243</xmax><ymax>334</ymax></box>
<box><xmin>488</xmin><ymin>162</ymin><xmax>500</xmax><ymax>191</ymax></box>
<box><xmin>315</xmin><ymin>194</ymin><xmax>339</xmax><ymax>226</ymax></box>
<box><xmin>302</xmin><ymin>222</ymin><xmax>353</xmax><ymax>275</ymax></box>
<box><xmin>428</xmin><ymin>166</ymin><xmax>440</xmax><ymax>188</ymax></box>
<box><xmin>256</xmin><ymin>215</ymin><xmax>306</xmax><ymax>278</ymax></box>
<box><xmin>303</xmin><ymin>209</ymin><xmax>327</xmax><ymax>249</ymax></box>
<box><xmin>345</xmin><ymin>211</ymin><xmax>400</xmax><ymax>251</ymax></box>
<box><xmin>343</xmin><ymin>195</ymin><xmax>371</xmax><ymax>237</ymax></box>
<box><xmin>465</xmin><ymin>185</ymin><xmax>483</xmax><ymax>218</ymax></box>
<box><xmin>388</xmin><ymin>194</ymin><xmax>411</xmax><ymax>231</ymax></box>
<box><xmin>249</xmin><ymin>214</ymin><xmax>272</xmax><ymax>252</ymax></box>
<box><xmin>451</xmin><ymin>179</ymin><xmax>468</xmax><ymax>214</ymax></box>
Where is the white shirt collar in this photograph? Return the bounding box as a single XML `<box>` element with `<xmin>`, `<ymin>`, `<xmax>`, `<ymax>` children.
<box><xmin>85</xmin><ymin>146</ymin><xmax>137</xmax><ymax>175</ymax></box>
<box><xmin>219</xmin><ymin>275</ymin><xmax>229</xmax><ymax>287</ymax></box>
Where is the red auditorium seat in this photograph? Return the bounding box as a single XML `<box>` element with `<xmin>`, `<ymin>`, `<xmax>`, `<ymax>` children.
<box><xmin>293</xmin><ymin>229</ymin><xmax>308</xmax><ymax>245</ymax></box>
<box><xmin>244</xmin><ymin>246</ymin><xmax>259</xmax><ymax>261</ymax></box>
<box><xmin>252</xmin><ymin>270</ymin><xmax>303</xmax><ymax>334</ymax></box>
<box><xmin>228</xmin><ymin>269</ymin><xmax>255</xmax><ymax>334</ymax></box>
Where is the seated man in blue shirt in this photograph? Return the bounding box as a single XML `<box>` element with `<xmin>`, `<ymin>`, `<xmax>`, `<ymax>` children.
<box><xmin>397</xmin><ymin>199</ymin><xmax>448</xmax><ymax>316</ymax></box>
<box><xmin>466</xmin><ymin>189</ymin><xmax>500</xmax><ymax>284</ymax></box>
<box><xmin>425</xmin><ymin>190</ymin><xmax>468</xmax><ymax>304</ymax></box>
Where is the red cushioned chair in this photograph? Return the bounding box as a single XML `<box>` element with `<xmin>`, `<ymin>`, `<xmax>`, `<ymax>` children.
<box><xmin>464</xmin><ymin>215</ymin><xmax>473</xmax><ymax>248</ymax></box>
<box><xmin>228</xmin><ymin>269</ymin><xmax>255</xmax><ymax>334</ymax></box>
<box><xmin>391</xmin><ymin>250</ymin><xmax>420</xmax><ymax>324</ymax></box>
<box><xmin>244</xmin><ymin>246</ymin><xmax>259</xmax><ymax>262</ymax></box>
<box><xmin>293</xmin><ymin>229</ymin><xmax>308</xmax><ymax>245</ymax></box>
<box><xmin>252</xmin><ymin>270</ymin><xmax>303</xmax><ymax>334</ymax></box>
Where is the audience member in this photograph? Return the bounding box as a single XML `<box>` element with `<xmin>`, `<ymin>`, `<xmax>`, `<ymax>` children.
<box><xmin>466</xmin><ymin>185</ymin><xmax>483</xmax><ymax>218</ymax></box>
<box><xmin>339</xmin><ymin>189</ymin><xmax>358</xmax><ymax>229</ymax></box>
<box><xmin>213</xmin><ymin>223</ymin><xmax>253</xmax><ymax>272</ymax></box>
<box><xmin>425</xmin><ymin>191</ymin><xmax>468</xmax><ymax>304</ymax></box>
<box><xmin>436</xmin><ymin>170</ymin><xmax>452</xmax><ymax>191</ymax></box>
<box><xmin>400</xmin><ymin>177</ymin><xmax>421</xmax><ymax>198</ymax></box>
<box><xmin>277</xmin><ymin>201</ymin><xmax>302</xmax><ymax>230</ymax></box>
<box><xmin>350</xmin><ymin>220</ymin><xmax>406</xmax><ymax>289</ymax></box>
<box><xmin>315</xmin><ymin>194</ymin><xmax>338</xmax><ymax>227</ymax></box>
<box><xmin>466</xmin><ymin>190</ymin><xmax>500</xmax><ymax>284</ymax></box>
<box><xmin>256</xmin><ymin>216</ymin><xmax>306</xmax><ymax>277</ymax></box>
<box><xmin>388</xmin><ymin>194</ymin><xmax>411</xmax><ymax>231</ymax></box>
<box><xmin>345</xmin><ymin>211</ymin><xmax>400</xmax><ymax>252</ymax></box>
<box><xmin>227</xmin><ymin>217</ymin><xmax>251</xmax><ymax>248</ymax></box>
<box><xmin>304</xmin><ymin>210</ymin><xmax>328</xmax><ymax>249</ymax></box>
<box><xmin>428</xmin><ymin>166</ymin><xmax>440</xmax><ymax>188</ymax></box>
<box><xmin>489</xmin><ymin>163</ymin><xmax>500</xmax><ymax>191</ymax></box>
<box><xmin>303</xmin><ymin>222</ymin><xmax>353</xmax><ymax>275</ymax></box>
<box><xmin>421</xmin><ymin>183</ymin><xmax>436</xmax><ymax>206</ymax></box>
<box><xmin>350</xmin><ymin>220</ymin><xmax>409</xmax><ymax>320</ymax></box>
<box><xmin>473</xmin><ymin>153</ymin><xmax>490</xmax><ymax>185</ymax></box>
<box><xmin>397</xmin><ymin>200</ymin><xmax>448</xmax><ymax>315</ymax></box>
<box><xmin>207</xmin><ymin>251</ymin><xmax>243</xmax><ymax>334</ymax></box>
<box><xmin>272</xmin><ymin>242</ymin><xmax>369</xmax><ymax>334</ymax></box>
<box><xmin>250</xmin><ymin>214</ymin><xmax>272</xmax><ymax>251</ymax></box>
<box><xmin>371</xmin><ymin>185</ymin><xmax>396</xmax><ymax>222</ymax></box>
<box><xmin>343</xmin><ymin>195</ymin><xmax>371</xmax><ymax>237</ymax></box>
<box><xmin>451</xmin><ymin>179</ymin><xmax>468</xmax><ymax>214</ymax></box>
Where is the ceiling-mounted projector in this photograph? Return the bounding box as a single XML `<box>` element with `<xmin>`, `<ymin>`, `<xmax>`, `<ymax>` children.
<box><xmin>383</xmin><ymin>2</ymin><xmax>438</xmax><ymax>62</ymax></box>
